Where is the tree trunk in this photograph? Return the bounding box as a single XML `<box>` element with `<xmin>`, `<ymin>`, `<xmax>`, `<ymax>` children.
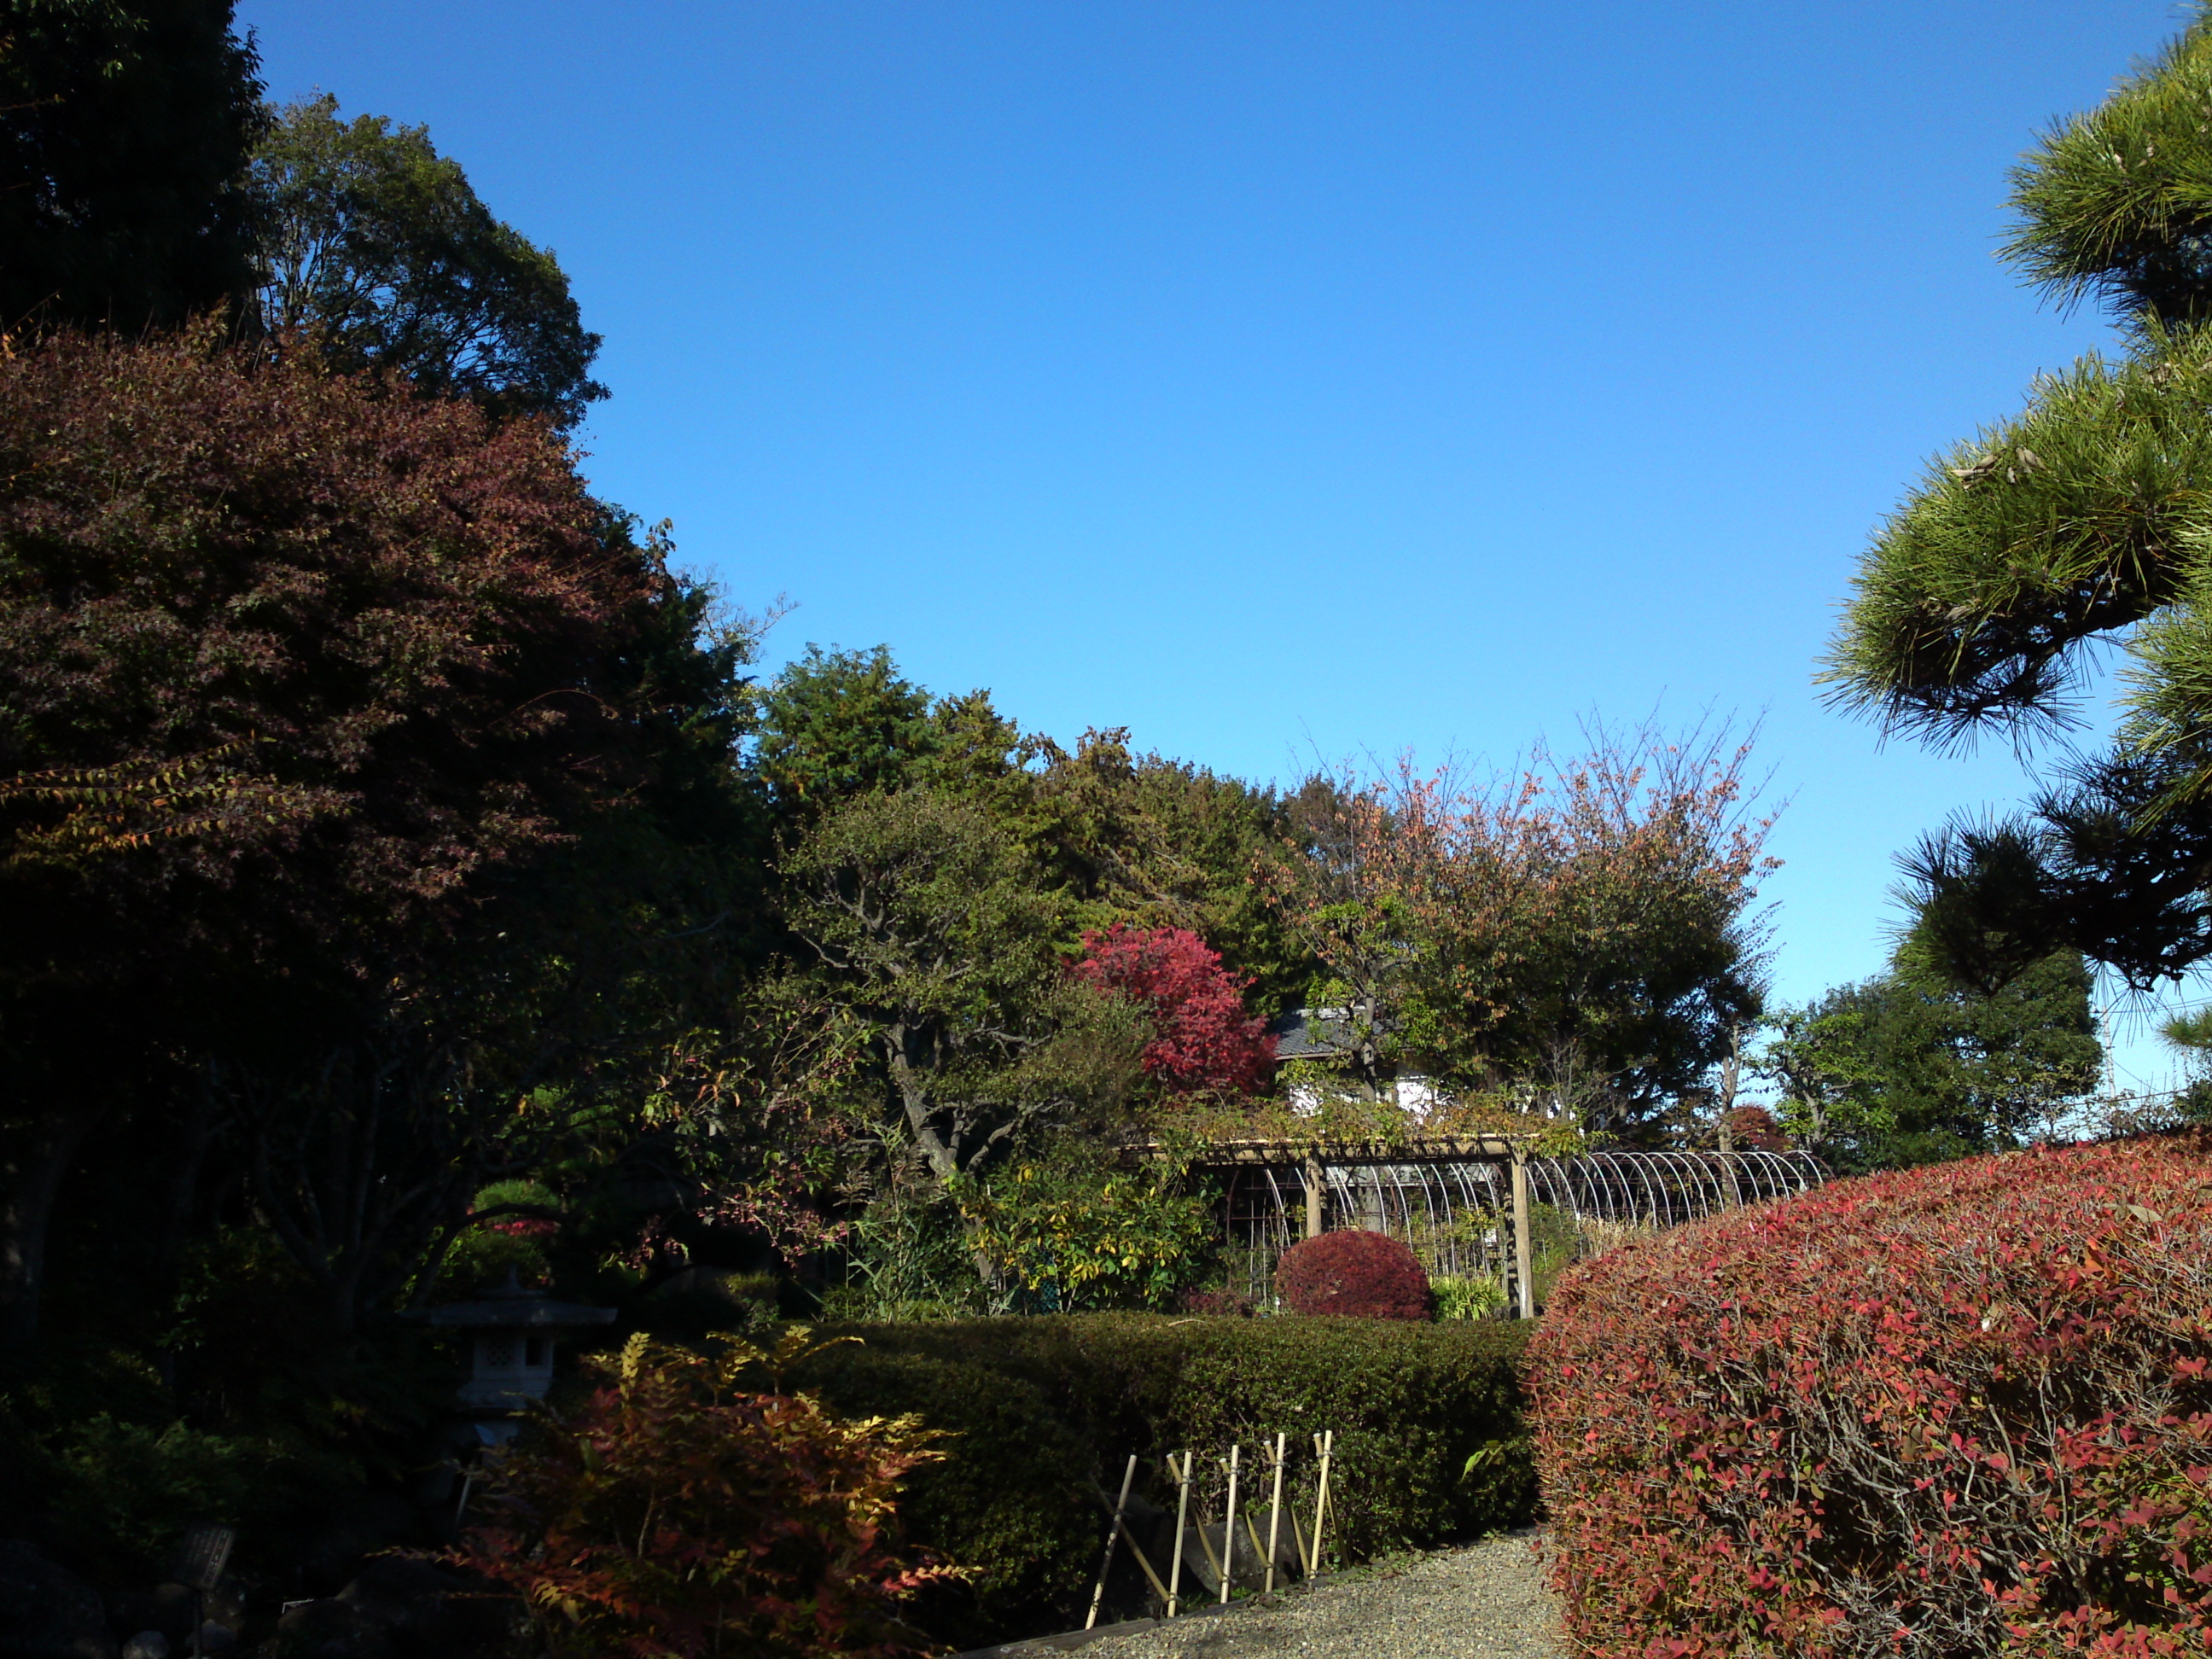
<box><xmin>1714</xmin><ymin>1022</ymin><xmax>1743</xmax><ymax>1156</ymax></box>
<box><xmin>153</xmin><ymin>1079</ymin><xmax>222</xmax><ymax>1296</ymax></box>
<box><xmin>885</xmin><ymin>1029</ymin><xmax>961</xmax><ymax>1185</ymax></box>
<box><xmin>0</xmin><ymin>1101</ymin><xmax>108</xmax><ymax>1354</ymax></box>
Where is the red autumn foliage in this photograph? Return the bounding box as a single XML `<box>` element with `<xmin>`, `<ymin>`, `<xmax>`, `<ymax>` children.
<box><xmin>1724</xmin><ymin>1104</ymin><xmax>1788</xmax><ymax>1152</ymax></box>
<box><xmin>451</xmin><ymin>1332</ymin><xmax>953</xmax><ymax>1659</ymax></box>
<box><xmin>1069</xmin><ymin>924</ymin><xmax>1274</xmax><ymax>1095</ymax></box>
<box><xmin>1274</xmin><ymin>1229</ymin><xmax>1432</xmax><ymax>1320</ymax></box>
<box><xmin>0</xmin><ymin>327</ymin><xmax>671</xmax><ymax>953</ymax></box>
<box><xmin>1528</xmin><ymin>1134</ymin><xmax>2212</xmax><ymax>1658</ymax></box>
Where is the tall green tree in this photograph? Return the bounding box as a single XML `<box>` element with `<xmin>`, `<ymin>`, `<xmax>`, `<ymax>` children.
<box><xmin>1763</xmin><ymin>943</ymin><xmax>2102</xmax><ymax>1173</ymax></box>
<box><xmin>247</xmin><ymin>96</ymin><xmax>607</xmax><ymax>429</ymax></box>
<box><xmin>1825</xmin><ymin>7</ymin><xmax>2212</xmax><ymax>991</ymax></box>
<box><xmin>1023</xmin><ymin>727</ymin><xmax>1311</xmax><ymax>1010</ymax></box>
<box><xmin>777</xmin><ymin>787</ymin><xmax>1144</xmax><ymax>1196</ymax></box>
<box><xmin>1260</xmin><ymin>725</ymin><xmax>1776</xmax><ymax>1136</ymax></box>
<box><xmin>0</xmin><ymin>0</ymin><xmax>264</xmax><ymax>331</ymax></box>
<box><xmin>748</xmin><ymin>645</ymin><xmax>1021</xmax><ymax>829</ymax></box>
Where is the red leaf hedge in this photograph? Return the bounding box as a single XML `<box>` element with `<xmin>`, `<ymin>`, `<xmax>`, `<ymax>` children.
<box><xmin>1528</xmin><ymin>1134</ymin><xmax>2212</xmax><ymax>1658</ymax></box>
<box><xmin>1276</xmin><ymin>1229</ymin><xmax>1432</xmax><ymax>1319</ymax></box>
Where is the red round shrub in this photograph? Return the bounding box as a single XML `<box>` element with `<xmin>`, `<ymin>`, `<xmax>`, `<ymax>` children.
<box><xmin>1528</xmin><ymin>1133</ymin><xmax>2212</xmax><ymax>1656</ymax></box>
<box><xmin>1274</xmin><ymin>1229</ymin><xmax>1431</xmax><ymax>1319</ymax></box>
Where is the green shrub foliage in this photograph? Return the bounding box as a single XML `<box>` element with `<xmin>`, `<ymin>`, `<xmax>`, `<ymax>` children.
<box><xmin>1274</xmin><ymin>1228</ymin><xmax>1433</xmax><ymax>1319</ymax></box>
<box><xmin>791</xmin><ymin>1313</ymin><xmax>1533</xmax><ymax>1648</ymax></box>
<box><xmin>1528</xmin><ymin>1133</ymin><xmax>2212</xmax><ymax>1658</ymax></box>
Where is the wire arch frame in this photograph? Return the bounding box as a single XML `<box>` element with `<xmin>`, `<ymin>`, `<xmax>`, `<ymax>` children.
<box><xmin>1215</xmin><ymin>1150</ymin><xmax>1830</xmax><ymax>1307</ymax></box>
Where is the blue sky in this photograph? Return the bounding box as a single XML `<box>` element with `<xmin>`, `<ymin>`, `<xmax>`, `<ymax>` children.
<box><xmin>240</xmin><ymin>0</ymin><xmax>2198</xmax><ymax>1088</ymax></box>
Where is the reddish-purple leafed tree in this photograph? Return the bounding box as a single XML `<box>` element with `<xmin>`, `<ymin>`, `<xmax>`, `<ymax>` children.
<box><xmin>0</xmin><ymin>329</ymin><xmax>736</xmax><ymax>1341</ymax></box>
<box><xmin>1070</xmin><ymin>923</ymin><xmax>1275</xmax><ymax>1097</ymax></box>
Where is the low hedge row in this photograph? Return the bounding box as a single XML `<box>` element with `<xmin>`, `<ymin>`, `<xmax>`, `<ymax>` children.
<box><xmin>1528</xmin><ymin>1133</ymin><xmax>2212</xmax><ymax>1658</ymax></box>
<box><xmin>790</xmin><ymin>1313</ymin><xmax>1534</xmax><ymax>1649</ymax></box>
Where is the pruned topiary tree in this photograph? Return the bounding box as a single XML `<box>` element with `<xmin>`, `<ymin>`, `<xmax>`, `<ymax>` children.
<box><xmin>1274</xmin><ymin>1229</ymin><xmax>1432</xmax><ymax>1320</ymax></box>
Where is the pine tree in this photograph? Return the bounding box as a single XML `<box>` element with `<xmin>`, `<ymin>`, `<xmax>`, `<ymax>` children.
<box><xmin>1825</xmin><ymin>8</ymin><xmax>2212</xmax><ymax>988</ymax></box>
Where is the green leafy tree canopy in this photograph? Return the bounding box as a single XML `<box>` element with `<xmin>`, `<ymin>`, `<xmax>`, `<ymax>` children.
<box><xmin>247</xmin><ymin>94</ymin><xmax>606</xmax><ymax>428</ymax></box>
<box><xmin>0</xmin><ymin>0</ymin><xmax>265</xmax><ymax>332</ymax></box>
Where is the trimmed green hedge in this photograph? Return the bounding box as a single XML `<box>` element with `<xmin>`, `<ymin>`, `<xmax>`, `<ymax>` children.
<box><xmin>790</xmin><ymin>1313</ymin><xmax>1534</xmax><ymax>1648</ymax></box>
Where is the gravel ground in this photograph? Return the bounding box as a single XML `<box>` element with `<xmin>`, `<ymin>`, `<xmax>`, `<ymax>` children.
<box><xmin>1059</xmin><ymin>1532</ymin><xmax>1563</xmax><ymax>1659</ymax></box>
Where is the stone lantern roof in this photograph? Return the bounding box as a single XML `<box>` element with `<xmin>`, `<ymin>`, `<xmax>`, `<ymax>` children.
<box><xmin>422</xmin><ymin>1272</ymin><xmax>614</xmax><ymax>1413</ymax></box>
<box><xmin>425</xmin><ymin>1270</ymin><xmax>619</xmax><ymax>1332</ymax></box>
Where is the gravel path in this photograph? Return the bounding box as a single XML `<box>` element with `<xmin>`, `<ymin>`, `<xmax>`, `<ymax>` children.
<box><xmin>1058</xmin><ymin>1532</ymin><xmax>1563</xmax><ymax>1659</ymax></box>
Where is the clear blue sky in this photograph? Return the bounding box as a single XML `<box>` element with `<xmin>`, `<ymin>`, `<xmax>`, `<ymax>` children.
<box><xmin>240</xmin><ymin>0</ymin><xmax>2197</xmax><ymax>1086</ymax></box>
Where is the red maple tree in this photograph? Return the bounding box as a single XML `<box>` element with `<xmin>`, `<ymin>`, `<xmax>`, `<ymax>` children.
<box><xmin>1070</xmin><ymin>924</ymin><xmax>1275</xmax><ymax>1096</ymax></box>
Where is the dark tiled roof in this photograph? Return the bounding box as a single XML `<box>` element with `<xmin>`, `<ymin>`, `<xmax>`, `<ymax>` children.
<box><xmin>1267</xmin><ymin>1006</ymin><xmax>1366</xmax><ymax>1062</ymax></box>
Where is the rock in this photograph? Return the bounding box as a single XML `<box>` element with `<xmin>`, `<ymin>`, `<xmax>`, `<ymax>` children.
<box><xmin>334</xmin><ymin>1560</ymin><xmax>452</xmax><ymax>1651</ymax></box>
<box><xmin>107</xmin><ymin>1587</ymin><xmax>187</xmax><ymax>1644</ymax></box>
<box><xmin>111</xmin><ymin>1581</ymin><xmax>243</xmax><ymax>1648</ymax></box>
<box><xmin>295</xmin><ymin>1494</ymin><xmax>415</xmax><ymax>1596</ymax></box>
<box><xmin>270</xmin><ymin>1602</ymin><xmax>387</xmax><ymax>1659</ymax></box>
<box><xmin>119</xmin><ymin>1636</ymin><xmax>166</xmax><ymax>1659</ymax></box>
<box><xmin>0</xmin><ymin>1542</ymin><xmax>118</xmax><ymax>1659</ymax></box>
<box><xmin>195</xmin><ymin>1627</ymin><xmax>233</xmax><ymax>1657</ymax></box>
<box><xmin>1169</xmin><ymin>1518</ymin><xmax>1302</xmax><ymax>1602</ymax></box>
<box><xmin>200</xmin><ymin>1583</ymin><xmax>245</xmax><ymax>1637</ymax></box>
<box><xmin>434</xmin><ymin>1597</ymin><xmax>521</xmax><ymax>1645</ymax></box>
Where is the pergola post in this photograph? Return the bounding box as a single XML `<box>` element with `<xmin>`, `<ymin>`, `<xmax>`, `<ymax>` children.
<box><xmin>1511</xmin><ymin>1152</ymin><xmax>1534</xmax><ymax>1319</ymax></box>
<box><xmin>1302</xmin><ymin>1155</ymin><xmax>1324</xmax><ymax>1240</ymax></box>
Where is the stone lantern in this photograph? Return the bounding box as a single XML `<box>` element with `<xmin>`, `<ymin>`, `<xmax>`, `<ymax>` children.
<box><xmin>426</xmin><ymin>1272</ymin><xmax>615</xmax><ymax>1416</ymax></box>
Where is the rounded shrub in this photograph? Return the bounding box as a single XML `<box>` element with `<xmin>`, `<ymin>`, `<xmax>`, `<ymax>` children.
<box><xmin>1274</xmin><ymin>1229</ymin><xmax>1431</xmax><ymax>1319</ymax></box>
<box><xmin>1528</xmin><ymin>1133</ymin><xmax>2212</xmax><ymax>1657</ymax></box>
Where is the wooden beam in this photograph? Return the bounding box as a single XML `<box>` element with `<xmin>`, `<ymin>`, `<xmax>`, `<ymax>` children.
<box><xmin>1511</xmin><ymin>1153</ymin><xmax>1534</xmax><ymax>1320</ymax></box>
<box><xmin>1125</xmin><ymin>1133</ymin><xmax>1529</xmax><ymax>1169</ymax></box>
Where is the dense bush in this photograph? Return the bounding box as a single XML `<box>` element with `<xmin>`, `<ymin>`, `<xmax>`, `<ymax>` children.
<box><xmin>1431</xmin><ymin>1272</ymin><xmax>1507</xmax><ymax>1320</ymax></box>
<box><xmin>790</xmin><ymin>1313</ymin><xmax>1533</xmax><ymax>1648</ymax></box>
<box><xmin>1528</xmin><ymin>1133</ymin><xmax>2212</xmax><ymax>1658</ymax></box>
<box><xmin>1275</xmin><ymin>1229</ymin><xmax>1432</xmax><ymax>1318</ymax></box>
<box><xmin>956</xmin><ymin>1155</ymin><xmax>1215</xmax><ymax>1313</ymax></box>
<box><xmin>454</xmin><ymin>1330</ymin><xmax>953</xmax><ymax>1659</ymax></box>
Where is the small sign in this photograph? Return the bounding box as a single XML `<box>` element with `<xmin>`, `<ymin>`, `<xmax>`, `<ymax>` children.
<box><xmin>172</xmin><ymin>1523</ymin><xmax>236</xmax><ymax>1593</ymax></box>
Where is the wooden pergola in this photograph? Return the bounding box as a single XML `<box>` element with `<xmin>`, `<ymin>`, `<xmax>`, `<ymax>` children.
<box><xmin>1129</xmin><ymin>1133</ymin><xmax>1546</xmax><ymax>1317</ymax></box>
<box><xmin>1127</xmin><ymin>1134</ymin><xmax>1827</xmax><ymax>1318</ymax></box>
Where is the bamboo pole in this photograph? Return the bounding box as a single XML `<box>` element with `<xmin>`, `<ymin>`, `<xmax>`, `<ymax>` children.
<box><xmin>1166</xmin><ymin>1450</ymin><xmax>1191</xmax><ymax>1618</ymax></box>
<box><xmin>1307</xmin><ymin>1430</ymin><xmax>1334</xmax><ymax>1575</ymax></box>
<box><xmin>1190</xmin><ymin>1490</ymin><xmax>1227</xmax><ymax>1583</ymax></box>
<box><xmin>1220</xmin><ymin>1443</ymin><xmax>1241</xmax><ymax>1604</ymax></box>
<box><xmin>1242</xmin><ymin>1511</ymin><xmax>1272</xmax><ymax>1579</ymax></box>
<box><xmin>1264</xmin><ymin>1432</ymin><xmax>1286</xmax><ymax>1593</ymax></box>
<box><xmin>1109</xmin><ymin>1516</ymin><xmax>1174</xmax><ymax>1606</ymax></box>
<box><xmin>1086</xmin><ymin>1454</ymin><xmax>1138</xmax><ymax>1629</ymax></box>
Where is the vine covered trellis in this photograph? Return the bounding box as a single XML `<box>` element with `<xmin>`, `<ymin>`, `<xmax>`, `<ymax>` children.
<box><xmin>1192</xmin><ymin>1140</ymin><xmax>1829</xmax><ymax>1312</ymax></box>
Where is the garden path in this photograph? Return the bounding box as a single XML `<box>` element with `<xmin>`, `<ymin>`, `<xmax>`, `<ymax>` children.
<box><xmin>1057</xmin><ymin>1532</ymin><xmax>1563</xmax><ymax>1659</ymax></box>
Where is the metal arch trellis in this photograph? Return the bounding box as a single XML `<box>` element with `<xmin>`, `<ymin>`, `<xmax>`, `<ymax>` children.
<box><xmin>1214</xmin><ymin>1147</ymin><xmax>1830</xmax><ymax>1307</ymax></box>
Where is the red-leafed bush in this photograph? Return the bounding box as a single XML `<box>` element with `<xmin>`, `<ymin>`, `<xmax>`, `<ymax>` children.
<box><xmin>1275</xmin><ymin>1229</ymin><xmax>1431</xmax><ymax>1319</ymax></box>
<box><xmin>1725</xmin><ymin>1104</ymin><xmax>1788</xmax><ymax>1152</ymax></box>
<box><xmin>1068</xmin><ymin>924</ymin><xmax>1274</xmax><ymax>1095</ymax></box>
<box><xmin>451</xmin><ymin>1330</ymin><xmax>955</xmax><ymax>1658</ymax></box>
<box><xmin>1528</xmin><ymin>1134</ymin><xmax>2212</xmax><ymax>1659</ymax></box>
